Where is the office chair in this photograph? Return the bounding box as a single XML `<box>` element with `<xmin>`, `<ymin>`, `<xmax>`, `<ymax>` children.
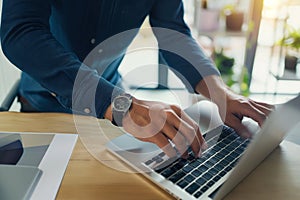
<box><xmin>0</xmin><ymin>79</ymin><xmax>20</xmax><ymax>111</ymax></box>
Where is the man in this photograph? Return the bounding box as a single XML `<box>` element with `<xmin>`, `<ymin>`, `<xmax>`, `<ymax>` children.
<box><xmin>1</xmin><ymin>0</ymin><xmax>273</xmax><ymax>158</ymax></box>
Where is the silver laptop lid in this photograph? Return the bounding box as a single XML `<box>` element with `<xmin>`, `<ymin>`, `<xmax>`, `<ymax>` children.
<box><xmin>106</xmin><ymin>95</ymin><xmax>300</xmax><ymax>200</ymax></box>
<box><xmin>214</xmin><ymin>95</ymin><xmax>300</xmax><ymax>200</ymax></box>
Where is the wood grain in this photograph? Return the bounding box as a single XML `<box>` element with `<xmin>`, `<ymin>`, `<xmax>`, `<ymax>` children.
<box><xmin>0</xmin><ymin>112</ymin><xmax>299</xmax><ymax>200</ymax></box>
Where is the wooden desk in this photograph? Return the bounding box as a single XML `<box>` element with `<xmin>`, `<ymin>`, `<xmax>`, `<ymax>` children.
<box><xmin>0</xmin><ymin>112</ymin><xmax>300</xmax><ymax>200</ymax></box>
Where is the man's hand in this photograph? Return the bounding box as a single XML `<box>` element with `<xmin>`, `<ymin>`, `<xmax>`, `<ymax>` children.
<box><xmin>219</xmin><ymin>90</ymin><xmax>274</xmax><ymax>138</ymax></box>
<box><xmin>120</xmin><ymin>98</ymin><xmax>208</xmax><ymax>158</ymax></box>
<box><xmin>196</xmin><ymin>75</ymin><xmax>275</xmax><ymax>138</ymax></box>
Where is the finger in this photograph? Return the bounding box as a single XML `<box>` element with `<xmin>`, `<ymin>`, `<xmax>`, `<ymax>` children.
<box><xmin>161</xmin><ymin>123</ymin><xmax>188</xmax><ymax>158</ymax></box>
<box><xmin>250</xmin><ymin>100</ymin><xmax>274</xmax><ymax>116</ymax></box>
<box><xmin>179</xmin><ymin>111</ymin><xmax>207</xmax><ymax>148</ymax></box>
<box><xmin>164</xmin><ymin>110</ymin><xmax>197</xmax><ymax>155</ymax></box>
<box><xmin>149</xmin><ymin>132</ymin><xmax>177</xmax><ymax>158</ymax></box>
<box><xmin>179</xmin><ymin>112</ymin><xmax>208</xmax><ymax>157</ymax></box>
<box><xmin>252</xmin><ymin>100</ymin><xmax>275</xmax><ymax>110</ymax></box>
<box><xmin>226</xmin><ymin>114</ymin><xmax>252</xmax><ymax>138</ymax></box>
<box><xmin>167</xmin><ymin>106</ymin><xmax>206</xmax><ymax>157</ymax></box>
<box><xmin>240</xmin><ymin>103</ymin><xmax>267</xmax><ymax>126</ymax></box>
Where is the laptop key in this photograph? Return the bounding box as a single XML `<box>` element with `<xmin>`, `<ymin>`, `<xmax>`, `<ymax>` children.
<box><xmin>177</xmin><ymin>158</ymin><xmax>189</xmax><ymax>167</ymax></box>
<box><xmin>200</xmin><ymin>185</ymin><xmax>209</xmax><ymax>193</ymax></box>
<box><xmin>202</xmin><ymin>172</ymin><xmax>213</xmax><ymax>180</ymax></box>
<box><xmin>225</xmin><ymin>166</ymin><xmax>232</xmax><ymax>172</ymax></box>
<box><xmin>227</xmin><ymin>134</ymin><xmax>238</xmax><ymax>141</ymax></box>
<box><xmin>169</xmin><ymin>170</ymin><xmax>186</xmax><ymax>183</ymax></box>
<box><xmin>207</xmin><ymin>180</ymin><xmax>215</xmax><ymax>187</ymax></box>
<box><xmin>191</xmin><ymin>169</ymin><xmax>202</xmax><ymax>177</ymax></box>
<box><xmin>223</xmin><ymin>138</ymin><xmax>232</xmax><ymax>145</ymax></box>
<box><xmin>218</xmin><ymin>142</ymin><xmax>226</xmax><ymax>148</ymax></box>
<box><xmin>219</xmin><ymin>171</ymin><xmax>227</xmax><ymax>177</ymax></box>
<box><xmin>144</xmin><ymin>159</ymin><xmax>153</xmax><ymax>165</ymax></box>
<box><xmin>195</xmin><ymin>177</ymin><xmax>206</xmax><ymax>185</ymax></box>
<box><xmin>224</xmin><ymin>155</ymin><xmax>234</xmax><ymax>163</ymax></box>
<box><xmin>210</xmin><ymin>156</ymin><xmax>220</xmax><ymax>164</ymax></box>
<box><xmin>235</xmin><ymin>148</ymin><xmax>244</xmax><ymax>155</ymax></box>
<box><xmin>209</xmin><ymin>148</ymin><xmax>218</xmax><ymax>154</ymax></box>
<box><xmin>208</xmin><ymin>168</ymin><xmax>218</xmax><ymax>176</ymax></box>
<box><xmin>158</xmin><ymin>152</ymin><xmax>165</xmax><ymax>157</ymax></box>
<box><xmin>156</xmin><ymin>157</ymin><xmax>164</xmax><ymax>163</ymax></box>
<box><xmin>172</xmin><ymin>162</ymin><xmax>185</xmax><ymax>171</ymax></box>
<box><xmin>231</xmin><ymin>141</ymin><xmax>241</xmax><ymax>148</ymax></box>
<box><xmin>160</xmin><ymin>168</ymin><xmax>176</xmax><ymax>178</ymax></box>
<box><xmin>217</xmin><ymin>151</ymin><xmax>227</xmax><ymax>158</ymax></box>
<box><xmin>186</xmin><ymin>183</ymin><xmax>200</xmax><ymax>195</ymax></box>
<box><xmin>196</xmin><ymin>157</ymin><xmax>207</xmax><ymax>164</ymax></box>
<box><xmin>226</xmin><ymin>145</ymin><xmax>235</xmax><ymax>152</ymax></box>
<box><xmin>152</xmin><ymin>155</ymin><xmax>161</xmax><ymax>161</ymax></box>
<box><xmin>213</xmin><ymin>175</ymin><xmax>222</xmax><ymax>182</ymax></box>
<box><xmin>189</xmin><ymin>160</ymin><xmax>201</xmax><ymax>168</ymax></box>
<box><xmin>212</xmin><ymin>145</ymin><xmax>222</xmax><ymax>152</ymax></box>
<box><xmin>194</xmin><ymin>191</ymin><xmax>203</xmax><ymax>198</ymax></box>
<box><xmin>220</xmin><ymin>159</ymin><xmax>230</xmax><ymax>167</ymax></box>
<box><xmin>229</xmin><ymin>151</ymin><xmax>239</xmax><ymax>158</ymax></box>
<box><xmin>214</xmin><ymin>152</ymin><xmax>224</xmax><ymax>159</ymax></box>
<box><xmin>182</xmin><ymin>165</ymin><xmax>193</xmax><ymax>173</ymax></box>
<box><xmin>184</xmin><ymin>174</ymin><xmax>195</xmax><ymax>182</ymax></box>
<box><xmin>214</xmin><ymin>164</ymin><xmax>223</xmax><ymax>172</ymax></box>
<box><xmin>154</xmin><ymin>156</ymin><xmax>179</xmax><ymax>173</ymax></box>
<box><xmin>204</xmin><ymin>160</ymin><xmax>214</xmax><ymax>168</ymax></box>
<box><xmin>187</xmin><ymin>154</ymin><xmax>196</xmax><ymax>161</ymax></box>
<box><xmin>197</xmin><ymin>165</ymin><xmax>209</xmax><ymax>173</ymax></box>
<box><xmin>177</xmin><ymin>180</ymin><xmax>189</xmax><ymax>189</ymax></box>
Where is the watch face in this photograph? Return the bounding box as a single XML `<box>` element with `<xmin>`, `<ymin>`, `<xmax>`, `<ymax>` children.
<box><xmin>113</xmin><ymin>96</ymin><xmax>132</xmax><ymax>112</ymax></box>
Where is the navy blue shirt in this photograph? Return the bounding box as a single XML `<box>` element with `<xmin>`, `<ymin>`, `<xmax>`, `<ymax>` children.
<box><xmin>1</xmin><ymin>0</ymin><xmax>219</xmax><ymax>118</ymax></box>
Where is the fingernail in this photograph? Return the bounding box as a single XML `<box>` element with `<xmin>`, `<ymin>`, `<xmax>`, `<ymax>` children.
<box><xmin>197</xmin><ymin>150</ymin><xmax>202</xmax><ymax>158</ymax></box>
<box><xmin>202</xmin><ymin>142</ymin><xmax>208</xmax><ymax>150</ymax></box>
<box><xmin>242</xmin><ymin>132</ymin><xmax>252</xmax><ymax>139</ymax></box>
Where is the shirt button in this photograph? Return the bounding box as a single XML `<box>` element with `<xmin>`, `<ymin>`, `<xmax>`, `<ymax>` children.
<box><xmin>98</xmin><ymin>49</ymin><xmax>103</xmax><ymax>53</ymax></box>
<box><xmin>84</xmin><ymin>108</ymin><xmax>91</xmax><ymax>114</ymax></box>
<box><xmin>90</xmin><ymin>38</ymin><xmax>96</xmax><ymax>44</ymax></box>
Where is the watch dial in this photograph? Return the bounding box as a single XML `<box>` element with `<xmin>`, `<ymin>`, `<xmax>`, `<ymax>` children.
<box><xmin>114</xmin><ymin>96</ymin><xmax>131</xmax><ymax>112</ymax></box>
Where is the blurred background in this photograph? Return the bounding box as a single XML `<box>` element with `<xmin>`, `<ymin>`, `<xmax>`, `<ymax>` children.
<box><xmin>1</xmin><ymin>0</ymin><xmax>300</xmax><ymax>111</ymax></box>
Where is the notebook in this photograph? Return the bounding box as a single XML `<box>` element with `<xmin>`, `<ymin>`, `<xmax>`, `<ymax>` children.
<box><xmin>106</xmin><ymin>95</ymin><xmax>300</xmax><ymax>200</ymax></box>
<box><xmin>0</xmin><ymin>132</ymin><xmax>78</xmax><ymax>200</ymax></box>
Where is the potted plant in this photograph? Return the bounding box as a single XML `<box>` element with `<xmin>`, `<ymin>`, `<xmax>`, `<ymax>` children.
<box><xmin>213</xmin><ymin>49</ymin><xmax>249</xmax><ymax>96</ymax></box>
<box><xmin>222</xmin><ymin>2</ymin><xmax>244</xmax><ymax>32</ymax></box>
<box><xmin>278</xmin><ymin>26</ymin><xmax>300</xmax><ymax>72</ymax></box>
<box><xmin>213</xmin><ymin>48</ymin><xmax>234</xmax><ymax>76</ymax></box>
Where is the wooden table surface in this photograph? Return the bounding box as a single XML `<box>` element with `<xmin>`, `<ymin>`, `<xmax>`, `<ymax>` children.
<box><xmin>0</xmin><ymin>112</ymin><xmax>300</xmax><ymax>200</ymax></box>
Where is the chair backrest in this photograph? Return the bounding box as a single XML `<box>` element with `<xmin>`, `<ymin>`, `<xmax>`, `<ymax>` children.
<box><xmin>0</xmin><ymin>44</ymin><xmax>21</xmax><ymax>111</ymax></box>
<box><xmin>1</xmin><ymin>1</ymin><xmax>21</xmax><ymax>111</ymax></box>
<box><xmin>0</xmin><ymin>79</ymin><xmax>20</xmax><ymax>111</ymax></box>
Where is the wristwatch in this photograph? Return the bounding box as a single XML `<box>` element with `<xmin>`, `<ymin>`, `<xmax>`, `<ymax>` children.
<box><xmin>112</xmin><ymin>93</ymin><xmax>133</xmax><ymax>126</ymax></box>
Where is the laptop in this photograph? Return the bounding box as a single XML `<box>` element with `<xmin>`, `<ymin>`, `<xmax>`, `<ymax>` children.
<box><xmin>106</xmin><ymin>95</ymin><xmax>300</xmax><ymax>200</ymax></box>
<box><xmin>0</xmin><ymin>132</ymin><xmax>77</xmax><ymax>200</ymax></box>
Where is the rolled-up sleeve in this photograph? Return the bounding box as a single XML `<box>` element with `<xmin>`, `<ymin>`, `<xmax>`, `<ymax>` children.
<box><xmin>149</xmin><ymin>0</ymin><xmax>220</xmax><ymax>92</ymax></box>
<box><xmin>0</xmin><ymin>0</ymin><xmax>123</xmax><ymax>118</ymax></box>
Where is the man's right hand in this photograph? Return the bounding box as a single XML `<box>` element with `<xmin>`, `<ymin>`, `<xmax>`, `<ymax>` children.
<box><xmin>121</xmin><ymin>97</ymin><xmax>208</xmax><ymax>158</ymax></box>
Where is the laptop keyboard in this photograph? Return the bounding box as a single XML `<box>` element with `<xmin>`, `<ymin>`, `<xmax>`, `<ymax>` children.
<box><xmin>143</xmin><ymin>126</ymin><xmax>250</xmax><ymax>198</ymax></box>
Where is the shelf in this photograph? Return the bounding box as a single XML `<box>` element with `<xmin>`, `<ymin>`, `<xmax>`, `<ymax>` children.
<box><xmin>197</xmin><ymin>27</ymin><xmax>249</xmax><ymax>38</ymax></box>
<box><xmin>270</xmin><ymin>69</ymin><xmax>300</xmax><ymax>81</ymax></box>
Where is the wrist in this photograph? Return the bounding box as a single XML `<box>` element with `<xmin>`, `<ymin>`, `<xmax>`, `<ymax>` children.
<box><xmin>195</xmin><ymin>75</ymin><xmax>228</xmax><ymax>104</ymax></box>
<box><xmin>104</xmin><ymin>104</ymin><xmax>113</xmax><ymax>121</ymax></box>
